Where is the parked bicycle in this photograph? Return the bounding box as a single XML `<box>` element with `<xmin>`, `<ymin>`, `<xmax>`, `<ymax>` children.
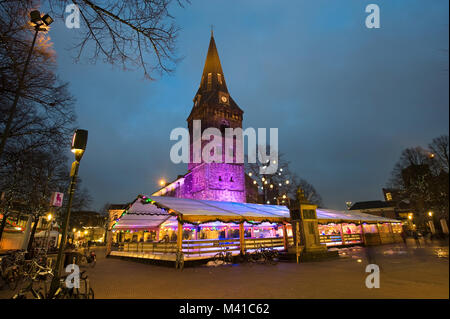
<box><xmin>240</xmin><ymin>244</ymin><xmax>279</xmax><ymax>265</ymax></box>
<box><xmin>12</xmin><ymin>261</ymin><xmax>94</xmax><ymax>299</ymax></box>
<box><xmin>213</xmin><ymin>245</ymin><xmax>233</xmax><ymax>265</ymax></box>
<box><xmin>260</xmin><ymin>245</ymin><xmax>279</xmax><ymax>265</ymax></box>
<box><xmin>0</xmin><ymin>251</ymin><xmax>22</xmax><ymax>290</ymax></box>
<box><xmin>11</xmin><ymin>259</ymin><xmax>53</xmax><ymax>299</ymax></box>
<box><xmin>54</xmin><ymin>270</ymin><xmax>94</xmax><ymax>299</ymax></box>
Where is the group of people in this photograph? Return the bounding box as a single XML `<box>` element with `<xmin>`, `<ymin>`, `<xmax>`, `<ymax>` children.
<box><xmin>400</xmin><ymin>228</ymin><xmax>434</xmax><ymax>248</ymax></box>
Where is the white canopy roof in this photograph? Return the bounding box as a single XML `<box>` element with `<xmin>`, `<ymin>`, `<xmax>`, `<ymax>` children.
<box><xmin>148</xmin><ymin>195</ymin><xmax>291</xmax><ymax>220</ymax></box>
<box><xmin>317</xmin><ymin>208</ymin><xmax>399</xmax><ymax>223</ymax></box>
<box><xmin>113</xmin><ymin>195</ymin><xmax>291</xmax><ymax>229</ymax></box>
<box><xmin>112</xmin><ymin>195</ymin><xmax>400</xmax><ymax>230</ymax></box>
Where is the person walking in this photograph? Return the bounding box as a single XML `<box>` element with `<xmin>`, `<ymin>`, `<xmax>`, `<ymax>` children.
<box><xmin>400</xmin><ymin>230</ymin><xmax>408</xmax><ymax>247</ymax></box>
<box><xmin>413</xmin><ymin>230</ymin><xmax>421</xmax><ymax>248</ymax></box>
<box><xmin>365</xmin><ymin>244</ymin><xmax>376</xmax><ymax>265</ymax></box>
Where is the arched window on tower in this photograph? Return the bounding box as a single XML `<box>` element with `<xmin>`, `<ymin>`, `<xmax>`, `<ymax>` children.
<box><xmin>207</xmin><ymin>73</ymin><xmax>212</xmax><ymax>90</ymax></box>
<box><xmin>217</xmin><ymin>73</ymin><xmax>222</xmax><ymax>85</ymax></box>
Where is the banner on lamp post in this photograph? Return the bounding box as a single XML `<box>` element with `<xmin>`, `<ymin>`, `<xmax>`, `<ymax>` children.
<box><xmin>50</xmin><ymin>192</ymin><xmax>64</xmax><ymax>207</ymax></box>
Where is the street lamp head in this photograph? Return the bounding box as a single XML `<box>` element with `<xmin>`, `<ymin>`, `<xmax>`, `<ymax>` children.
<box><xmin>71</xmin><ymin>129</ymin><xmax>88</xmax><ymax>161</ymax></box>
<box><xmin>41</xmin><ymin>14</ymin><xmax>53</xmax><ymax>26</ymax></box>
<box><xmin>428</xmin><ymin>211</ymin><xmax>433</xmax><ymax>217</ymax></box>
<box><xmin>47</xmin><ymin>213</ymin><xmax>52</xmax><ymax>221</ymax></box>
<box><xmin>30</xmin><ymin>10</ymin><xmax>43</xmax><ymax>25</ymax></box>
<box><xmin>159</xmin><ymin>179</ymin><xmax>166</xmax><ymax>187</ymax></box>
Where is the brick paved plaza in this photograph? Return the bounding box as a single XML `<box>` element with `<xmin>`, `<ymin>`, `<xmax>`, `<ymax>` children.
<box><xmin>1</xmin><ymin>239</ymin><xmax>448</xmax><ymax>299</ymax></box>
<box><xmin>3</xmin><ymin>239</ymin><xmax>447</xmax><ymax>299</ymax></box>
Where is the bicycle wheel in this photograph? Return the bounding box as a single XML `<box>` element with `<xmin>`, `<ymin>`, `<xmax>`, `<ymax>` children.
<box><xmin>213</xmin><ymin>253</ymin><xmax>224</xmax><ymax>265</ymax></box>
<box><xmin>87</xmin><ymin>287</ymin><xmax>94</xmax><ymax>299</ymax></box>
<box><xmin>225</xmin><ymin>252</ymin><xmax>233</xmax><ymax>264</ymax></box>
<box><xmin>249</xmin><ymin>251</ymin><xmax>260</xmax><ymax>263</ymax></box>
<box><xmin>62</xmin><ymin>289</ymin><xmax>75</xmax><ymax>299</ymax></box>
<box><xmin>257</xmin><ymin>251</ymin><xmax>268</xmax><ymax>264</ymax></box>
<box><xmin>31</xmin><ymin>288</ymin><xmax>45</xmax><ymax>299</ymax></box>
<box><xmin>7</xmin><ymin>270</ymin><xmax>19</xmax><ymax>290</ymax></box>
<box><xmin>11</xmin><ymin>293</ymin><xmax>26</xmax><ymax>299</ymax></box>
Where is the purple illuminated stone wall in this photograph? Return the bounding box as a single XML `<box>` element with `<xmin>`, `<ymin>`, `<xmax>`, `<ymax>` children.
<box><xmin>159</xmin><ymin>34</ymin><xmax>247</xmax><ymax>203</ymax></box>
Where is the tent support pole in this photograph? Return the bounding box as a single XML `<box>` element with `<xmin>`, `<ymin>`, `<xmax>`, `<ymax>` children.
<box><xmin>282</xmin><ymin>224</ymin><xmax>288</xmax><ymax>251</ymax></box>
<box><xmin>177</xmin><ymin>220</ymin><xmax>182</xmax><ymax>252</ymax></box>
<box><xmin>239</xmin><ymin>223</ymin><xmax>245</xmax><ymax>255</ymax></box>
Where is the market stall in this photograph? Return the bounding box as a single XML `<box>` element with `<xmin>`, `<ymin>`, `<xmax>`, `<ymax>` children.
<box><xmin>316</xmin><ymin>208</ymin><xmax>402</xmax><ymax>246</ymax></box>
<box><xmin>109</xmin><ymin>195</ymin><xmax>293</xmax><ymax>261</ymax></box>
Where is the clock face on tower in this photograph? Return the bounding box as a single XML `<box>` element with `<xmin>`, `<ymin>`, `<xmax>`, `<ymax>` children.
<box><xmin>221</xmin><ymin>96</ymin><xmax>228</xmax><ymax>103</ymax></box>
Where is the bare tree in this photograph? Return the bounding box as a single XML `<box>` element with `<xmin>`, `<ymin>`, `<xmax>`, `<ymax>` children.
<box><xmin>1</xmin><ymin>0</ymin><xmax>186</xmax><ymax>160</ymax></box>
<box><xmin>0</xmin><ymin>1</ymin><xmax>76</xmax><ymax>160</ymax></box>
<box><xmin>5</xmin><ymin>0</ymin><xmax>187</xmax><ymax>79</ymax></box>
<box><xmin>387</xmin><ymin>137</ymin><xmax>449</xmax><ymax>225</ymax></box>
<box><xmin>429</xmin><ymin>135</ymin><xmax>449</xmax><ymax>173</ymax></box>
<box><xmin>388</xmin><ymin>146</ymin><xmax>433</xmax><ymax>188</ymax></box>
<box><xmin>246</xmin><ymin>151</ymin><xmax>323</xmax><ymax>206</ymax></box>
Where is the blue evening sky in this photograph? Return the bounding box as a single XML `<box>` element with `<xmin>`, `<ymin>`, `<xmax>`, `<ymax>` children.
<box><xmin>48</xmin><ymin>0</ymin><xmax>448</xmax><ymax>210</ymax></box>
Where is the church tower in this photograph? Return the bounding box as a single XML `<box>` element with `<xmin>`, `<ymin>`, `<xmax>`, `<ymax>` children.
<box><xmin>184</xmin><ymin>32</ymin><xmax>245</xmax><ymax>202</ymax></box>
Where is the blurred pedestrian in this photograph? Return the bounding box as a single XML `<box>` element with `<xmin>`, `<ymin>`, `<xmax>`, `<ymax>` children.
<box><xmin>365</xmin><ymin>244</ymin><xmax>377</xmax><ymax>265</ymax></box>
<box><xmin>413</xmin><ymin>230</ymin><xmax>421</xmax><ymax>248</ymax></box>
<box><xmin>400</xmin><ymin>230</ymin><xmax>407</xmax><ymax>247</ymax></box>
<box><xmin>422</xmin><ymin>229</ymin><xmax>428</xmax><ymax>245</ymax></box>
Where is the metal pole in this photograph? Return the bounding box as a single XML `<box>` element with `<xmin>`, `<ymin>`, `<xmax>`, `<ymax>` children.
<box><xmin>48</xmin><ymin>160</ymin><xmax>79</xmax><ymax>297</ymax></box>
<box><xmin>0</xmin><ymin>212</ymin><xmax>9</xmax><ymax>244</ymax></box>
<box><xmin>0</xmin><ymin>27</ymin><xmax>39</xmax><ymax>160</ymax></box>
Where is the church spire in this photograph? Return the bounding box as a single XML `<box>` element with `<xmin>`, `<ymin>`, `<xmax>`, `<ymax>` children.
<box><xmin>198</xmin><ymin>32</ymin><xmax>228</xmax><ymax>93</ymax></box>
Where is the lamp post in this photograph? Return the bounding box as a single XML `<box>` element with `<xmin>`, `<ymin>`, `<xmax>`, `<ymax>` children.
<box><xmin>427</xmin><ymin>211</ymin><xmax>436</xmax><ymax>234</ymax></box>
<box><xmin>48</xmin><ymin>129</ymin><xmax>87</xmax><ymax>298</ymax></box>
<box><xmin>0</xmin><ymin>10</ymin><xmax>53</xmax><ymax>160</ymax></box>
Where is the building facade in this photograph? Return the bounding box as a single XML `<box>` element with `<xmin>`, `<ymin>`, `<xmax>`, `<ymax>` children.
<box><xmin>153</xmin><ymin>33</ymin><xmax>248</xmax><ymax>203</ymax></box>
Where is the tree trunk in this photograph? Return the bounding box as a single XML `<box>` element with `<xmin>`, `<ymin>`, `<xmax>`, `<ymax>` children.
<box><xmin>0</xmin><ymin>213</ymin><xmax>8</xmax><ymax>244</ymax></box>
<box><xmin>26</xmin><ymin>215</ymin><xmax>39</xmax><ymax>258</ymax></box>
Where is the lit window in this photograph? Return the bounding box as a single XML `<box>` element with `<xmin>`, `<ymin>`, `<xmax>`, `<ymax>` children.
<box><xmin>217</xmin><ymin>73</ymin><xmax>222</xmax><ymax>84</ymax></box>
<box><xmin>207</xmin><ymin>73</ymin><xmax>212</xmax><ymax>90</ymax></box>
<box><xmin>386</xmin><ymin>193</ymin><xmax>392</xmax><ymax>201</ymax></box>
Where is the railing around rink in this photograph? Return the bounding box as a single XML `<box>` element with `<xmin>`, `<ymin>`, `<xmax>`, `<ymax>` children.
<box><xmin>319</xmin><ymin>234</ymin><xmax>343</xmax><ymax>245</ymax></box>
<box><xmin>117</xmin><ymin>236</ymin><xmax>292</xmax><ymax>258</ymax></box>
<box><xmin>343</xmin><ymin>233</ymin><xmax>363</xmax><ymax>243</ymax></box>
<box><xmin>118</xmin><ymin>242</ymin><xmax>178</xmax><ymax>254</ymax></box>
<box><xmin>319</xmin><ymin>233</ymin><xmax>363</xmax><ymax>246</ymax></box>
<box><xmin>183</xmin><ymin>238</ymin><xmax>241</xmax><ymax>257</ymax></box>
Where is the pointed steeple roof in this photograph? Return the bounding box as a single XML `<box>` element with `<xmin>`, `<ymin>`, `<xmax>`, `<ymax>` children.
<box><xmin>188</xmin><ymin>31</ymin><xmax>243</xmax><ymax>124</ymax></box>
<box><xmin>202</xmin><ymin>32</ymin><xmax>224</xmax><ymax>77</ymax></box>
<box><xmin>197</xmin><ymin>32</ymin><xmax>228</xmax><ymax>93</ymax></box>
